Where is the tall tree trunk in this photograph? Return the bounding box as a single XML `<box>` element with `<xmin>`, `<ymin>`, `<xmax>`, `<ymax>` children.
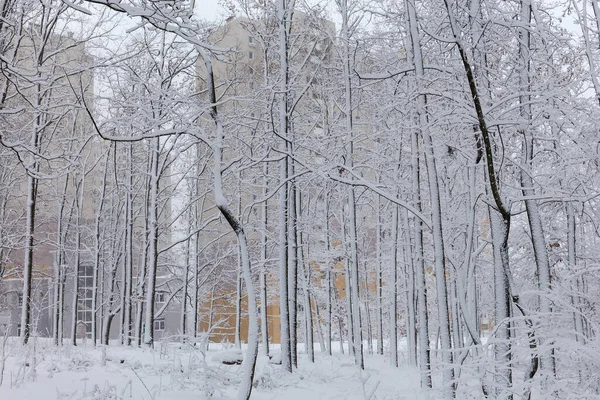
<box><xmin>53</xmin><ymin>176</ymin><xmax>69</xmax><ymax>346</ymax></box>
<box><xmin>340</xmin><ymin>0</ymin><xmax>364</xmax><ymax>369</ymax></box>
<box><xmin>314</xmin><ymin>303</ymin><xmax>326</xmax><ymax>353</ymax></box>
<box><xmin>201</xmin><ymin>49</ymin><xmax>259</xmax><ymax>400</ymax></box>
<box><xmin>407</xmin><ymin>1</ymin><xmax>454</xmax><ymax>393</ymax></box>
<box><xmin>403</xmin><ymin>210</ymin><xmax>418</xmax><ymax>366</ymax></box>
<box><xmin>342</xmin><ymin>207</ymin><xmax>354</xmax><ymax>358</ymax></box>
<box><xmin>71</xmin><ymin>173</ymin><xmax>86</xmax><ymax>346</ymax></box>
<box><xmin>143</xmin><ymin>138</ymin><xmax>160</xmax><ymax>347</ymax></box>
<box><xmin>135</xmin><ymin>130</ymin><xmax>153</xmax><ymax>347</ymax></box>
<box><xmin>180</xmin><ymin>228</ymin><xmax>191</xmax><ymax>342</ymax></box>
<box><xmin>376</xmin><ymin>194</ymin><xmax>384</xmax><ymax>356</ymax></box>
<box><xmin>93</xmin><ymin>149</ymin><xmax>110</xmax><ymax>346</ymax></box>
<box><xmin>489</xmin><ymin>207</ymin><xmax>513</xmax><ymax>398</ymax></box>
<box><xmin>390</xmin><ymin>203</ymin><xmax>399</xmax><ymax>368</ymax></box>
<box><xmin>325</xmin><ymin>190</ymin><xmax>333</xmax><ymax>356</ymax></box>
<box><xmin>411</xmin><ymin>126</ymin><xmax>432</xmax><ymax>388</ymax></box>
<box><xmin>363</xmin><ymin>262</ymin><xmax>373</xmax><ymax>356</ymax></box>
<box><xmin>235</xmin><ymin>172</ymin><xmax>243</xmax><ymax>349</ymax></box>
<box><xmin>103</xmin><ymin>255</ymin><xmax>120</xmax><ymax>345</ymax></box>
<box><xmin>518</xmin><ymin>0</ymin><xmax>554</xmax><ymax>378</ymax></box>
<box><xmin>441</xmin><ymin>1</ymin><xmax>516</xmax><ymax>395</ymax></box>
<box><xmin>192</xmin><ymin>148</ymin><xmax>203</xmax><ymax>339</ymax></box>
<box><xmin>260</xmin><ymin>162</ymin><xmax>270</xmax><ymax>356</ymax></box>
<box><xmin>123</xmin><ymin>143</ymin><xmax>134</xmax><ymax>345</ymax></box>
<box><xmin>567</xmin><ymin>203</ymin><xmax>583</xmax><ymax>343</ymax></box>
<box><xmin>21</xmin><ymin>101</ymin><xmax>41</xmax><ymax>345</ymax></box>
<box><xmin>277</xmin><ymin>0</ymin><xmax>292</xmax><ymax>374</ymax></box>
<box><xmin>288</xmin><ymin>163</ymin><xmax>298</xmax><ymax>368</ymax></box>
<box><xmin>299</xmin><ymin>210</ymin><xmax>314</xmax><ymax>362</ymax></box>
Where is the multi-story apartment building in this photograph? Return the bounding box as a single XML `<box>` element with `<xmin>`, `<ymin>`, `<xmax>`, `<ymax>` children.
<box><xmin>195</xmin><ymin>11</ymin><xmax>339</xmax><ymax>345</ymax></box>
<box><xmin>0</xmin><ymin>24</ymin><xmax>97</xmax><ymax>339</ymax></box>
<box><xmin>0</xmin><ymin>27</ymin><xmax>181</xmax><ymax>342</ymax></box>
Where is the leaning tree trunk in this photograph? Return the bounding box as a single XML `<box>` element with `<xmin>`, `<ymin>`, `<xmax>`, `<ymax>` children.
<box><xmin>201</xmin><ymin>50</ymin><xmax>259</xmax><ymax>400</ymax></box>
<box><xmin>441</xmin><ymin>1</ymin><xmax>517</xmax><ymax>396</ymax></box>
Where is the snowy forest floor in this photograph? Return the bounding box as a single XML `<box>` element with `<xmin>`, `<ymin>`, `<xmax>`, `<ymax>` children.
<box><xmin>0</xmin><ymin>338</ymin><xmax>427</xmax><ymax>399</ymax></box>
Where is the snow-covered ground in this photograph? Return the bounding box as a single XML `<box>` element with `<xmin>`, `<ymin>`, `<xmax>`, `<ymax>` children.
<box><xmin>0</xmin><ymin>338</ymin><xmax>427</xmax><ymax>399</ymax></box>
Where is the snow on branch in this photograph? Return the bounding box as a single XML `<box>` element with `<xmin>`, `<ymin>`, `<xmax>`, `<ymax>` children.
<box><xmin>78</xmin><ymin>0</ymin><xmax>227</xmax><ymax>53</ymax></box>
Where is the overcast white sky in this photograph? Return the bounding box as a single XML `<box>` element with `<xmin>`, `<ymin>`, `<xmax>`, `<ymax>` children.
<box><xmin>194</xmin><ymin>0</ymin><xmax>340</xmax><ymax>25</ymax></box>
<box><xmin>196</xmin><ymin>0</ymin><xmax>226</xmax><ymax>21</ymax></box>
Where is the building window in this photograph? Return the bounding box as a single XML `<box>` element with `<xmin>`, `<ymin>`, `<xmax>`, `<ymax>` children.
<box><xmin>248</xmin><ymin>51</ymin><xmax>253</xmax><ymax>59</ymax></box>
<box><xmin>154</xmin><ymin>319</ymin><xmax>165</xmax><ymax>331</ymax></box>
<box><xmin>17</xmin><ymin>324</ymin><xmax>21</xmax><ymax>337</ymax></box>
<box><xmin>78</xmin><ymin>264</ymin><xmax>94</xmax><ymax>338</ymax></box>
<box><xmin>18</xmin><ymin>293</ymin><xmax>22</xmax><ymax>306</ymax></box>
<box><xmin>248</xmin><ymin>36</ymin><xmax>253</xmax><ymax>44</ymax></box>
<box><xmin>156</xmin><ymin>291</ymin><xmax>166</xmax><ymax>303</ymax></box>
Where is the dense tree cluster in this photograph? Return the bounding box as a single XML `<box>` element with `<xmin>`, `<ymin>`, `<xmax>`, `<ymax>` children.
<box><xmin>1</xmin><ymin>0</ymin><xmax>600</xmax><ymax>399</ymax></box>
